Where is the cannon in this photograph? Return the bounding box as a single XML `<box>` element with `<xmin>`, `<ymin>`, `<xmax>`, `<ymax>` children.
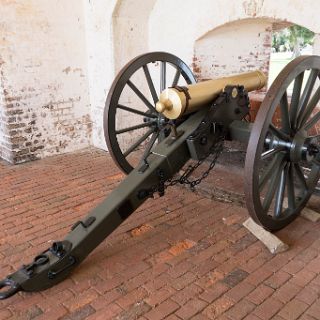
<box><xmin>1</xmin><ymin>52</ymin><xmax>320</xmax><ymax>299</ymax></box>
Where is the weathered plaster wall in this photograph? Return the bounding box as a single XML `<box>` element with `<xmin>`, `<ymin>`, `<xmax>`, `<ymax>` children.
<box><xmin>84</xmin><ymin>0</ymin><xmax>118</xmax><ymax>151</ymax></box>
<box><xmin>84</xmin><ymin>0</ymin><xmax>157</xmax><ymax>150</ymax></box>
<box><xmin>149</xmin><ymin>0</ymin><xmax>320</xmax><ymax>67</ymax></box>
<box><xmin>314</xmin><ymin>35</ymin><xmax>320</xmax><ymax>56</ymax></box>
<box><xmin>0</xmin><ymin>69</ymin><xmax>8</xmax><ymax>161</ymax></box>
<box><xmin>113</xmin><ymin>0</ymin><xmax>157</xmax><ymax>71</ymax></box>
<box><xmin>1</xmin><ymin>0</ymin><xmax>320</xmax><ymax>162</ymax></box>
<box><xmin>194</xmin><ymin>19</ymin><xmax>273</xmax><ymax>80</ymax></box>
<box><xmin>93</xmin><ymin>0</ymin><xmax>320</xmax><ymax>149</ymax></box>
<box><xmin>0</xmin><ymin>0</ymin><xmax>91</xmax><ymax>163</ymax></box>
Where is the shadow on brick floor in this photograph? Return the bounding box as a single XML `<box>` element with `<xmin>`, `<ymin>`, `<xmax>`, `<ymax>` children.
<box><xmin>0</xmin><ymin>147</ymin><xmax>319</xmax><ymax>320</ymax></box>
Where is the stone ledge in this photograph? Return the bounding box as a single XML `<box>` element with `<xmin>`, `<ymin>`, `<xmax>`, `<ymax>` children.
<box><xmin>243</xmin><ymin>218</ymin><xmax>289</xmax><ymax>254</ymax></box>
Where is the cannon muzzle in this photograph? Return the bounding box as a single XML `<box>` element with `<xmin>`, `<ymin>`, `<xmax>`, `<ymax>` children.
<box><xmin>156</xmin><ymin>70</ymin><xmax>267</xmax><ymax>119</ymax></box>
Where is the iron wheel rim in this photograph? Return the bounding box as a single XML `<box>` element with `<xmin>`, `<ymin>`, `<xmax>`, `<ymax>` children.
<box><xmin>245</xmin><ymin>55</ymin><xmax>320</xmax><ymax>231</ymax></box>
<box><xmin>104</xmin><ymin>52</ymin><xmax>196</xmax><ymax>174</ymax></box>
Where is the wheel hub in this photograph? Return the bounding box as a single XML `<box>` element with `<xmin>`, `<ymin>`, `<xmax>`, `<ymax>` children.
<box><xmin>307</xmin><ymin>143</ymin><xmax>320</xmax><ymax>156</ymax></box>
<box><xmin>290</xmin><ymin>131</ymin><xmax>319</xmax><ymax>163</ymax></box>
<box><xmin>265</xmin><ymin>130</ymin><xmax>320</xmax><ymax>163</ymax></box>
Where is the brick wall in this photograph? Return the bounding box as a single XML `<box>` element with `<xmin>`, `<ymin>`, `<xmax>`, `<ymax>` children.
<box><xmin>0</xmin><ymin>64</ymin><xmax>9</xmax><ymax>162</ymax></box>
<box><xmin>149</xmin><ymin>0</ymin><xmax>320</xmax><ymax>66</ymax></box>
<box><xmin>2</xmin><ymin>0</ymin><xmax>320</xmax><ymax>163</ymax></box>
<box><xmin>193</xmin><ymin>19</ymin><xmax>272</xmax><ymax>81</ymax></box>
<box><xmin>89</xmin><ymin>0</ymin><xmax>320</xmax><ymax>152</ymax></box>
<box><xmin>0</xmin><ymin>1</ymin><xmax>91</xmax><ymax>164</ymax></box>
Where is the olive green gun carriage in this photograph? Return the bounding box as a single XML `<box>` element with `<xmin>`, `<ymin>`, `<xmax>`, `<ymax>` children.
<box><xmin>1</xmin><ymin>52</ymin><xmax>320</xmax><ymax>299</ymax></box>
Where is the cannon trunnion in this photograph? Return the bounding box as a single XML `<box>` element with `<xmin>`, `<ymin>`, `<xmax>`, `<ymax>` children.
<box><xmin>1</xmin><ymin>52</ymin><xmax>320</xmax><ymax>299</ymax></box>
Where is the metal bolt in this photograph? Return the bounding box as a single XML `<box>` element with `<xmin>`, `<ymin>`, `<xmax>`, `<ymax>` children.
<box><xmin>200</xmin><ymin>136</ymin><xmax>207</xmax><ymax>145</ymax></box>
<box><xmin>308</xmin><ymin>144</ymin><xmax>319</xmax><ymax>156</ymax></box>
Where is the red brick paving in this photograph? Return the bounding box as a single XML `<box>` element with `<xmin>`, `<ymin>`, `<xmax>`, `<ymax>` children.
<box><xmin>0</xmin><ymin>147</ymin><xmax>319</xmax><ymax>320</ymax></box>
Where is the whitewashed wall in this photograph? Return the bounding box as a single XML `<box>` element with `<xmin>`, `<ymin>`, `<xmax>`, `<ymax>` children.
<box><xmin>0</xmin><ymin>77</ymin><xmax>8</xmax><ymax>161</ymax></box>
<box><xmin>1</xmin><ymin>0</ymin><xmax>320</xmax><ymax>162</ymax></box>
<box><xmin>149</xmin><ymin>0</ymin><xmax>320</xmax><ymax>66</ymax></box>
<box><xmin>0</xmin><ymin>0</ymin><xmax>91</xmax><ymax>163</ymax></box>
<box><xmin>84</xmin><ymin>0</ymin><xmax>118</xmax><ymax>151</ymax></box>
<box><xmin>194</xmin><ymin>19</ymin><xmax>273</xmax><ymax>80</ymax></box>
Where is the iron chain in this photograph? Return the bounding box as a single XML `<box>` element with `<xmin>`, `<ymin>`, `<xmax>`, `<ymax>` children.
<box><xmin>165</xmin><ymin>135</ymin><xmax>225</xmax><ymax>191</ymax></box>
<box><xmin>142</xmin><ymin>135</ymin><xmax>225</xmax><ymax>199</ymax></box>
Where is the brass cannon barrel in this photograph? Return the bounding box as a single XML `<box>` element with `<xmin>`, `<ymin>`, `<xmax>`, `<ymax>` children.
<box><xmin>156</xmin><ymin>70</ymin><xmax>267</xmax><ymax>119</ymax></box>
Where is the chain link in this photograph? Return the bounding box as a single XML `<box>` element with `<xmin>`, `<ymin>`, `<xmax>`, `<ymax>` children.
<box><xmin>165</xmin><ymin>135</ymin><xmax>225</xmax><ymax>191</ymax></box>
<box><xmin>141</xmin><ymin>134</ymin><xmax>225</xmax><ymax>199</ymax></box>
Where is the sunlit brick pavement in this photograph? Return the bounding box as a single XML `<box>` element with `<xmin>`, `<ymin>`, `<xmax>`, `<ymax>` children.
<box><xmin>0</xmin><ymin>148</ymin><xmax>319</xmax><ymax>320</ymax></box>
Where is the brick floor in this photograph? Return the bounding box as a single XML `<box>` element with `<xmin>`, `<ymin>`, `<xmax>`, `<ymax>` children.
<box><xmin>0</xmin><ymin>147</ymin><xmax>319</xmax><ymax>320</ymax></box>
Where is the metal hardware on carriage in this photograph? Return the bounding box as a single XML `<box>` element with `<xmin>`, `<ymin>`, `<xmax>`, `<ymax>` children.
<box><xmin>0</xmin><ymin>240</ymin><xmax>75</xmax><ymax>299</ymax></box>
<box><xmin>137</xmin><ymin>85</ymin><xmax>250</xmax><ymax>197</ymax></box>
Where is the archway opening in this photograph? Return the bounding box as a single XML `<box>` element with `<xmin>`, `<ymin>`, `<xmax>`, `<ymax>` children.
<box><xmin>269</xmin><ymin>23</ymin><xmax>315</xmax><ymax>88</ymax></box>
<box><xmin>270</xmin><ymin>24</ymin><xmax>320</xmax><ymax>136</ymax></box>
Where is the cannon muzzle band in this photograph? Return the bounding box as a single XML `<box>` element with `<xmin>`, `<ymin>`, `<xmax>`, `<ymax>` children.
<box><xmin>156</xmin><ymin>70</ymin><xmax>267</xmax><ymax>119</ymax></box>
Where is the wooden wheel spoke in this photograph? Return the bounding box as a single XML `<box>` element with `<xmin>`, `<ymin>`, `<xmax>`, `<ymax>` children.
<box><xmin>172</xmin><ymin>68</ymin><xmax>181</xmax><ymax>87</ymax></box>
<box><xmin>290</xmin><ymin>72</ymin><xmax>304</xmax><ymax>128</ymax></box>
<box><xmin>140</xmin><ymin>131</ymin><xmax>159</xmax><ymax>161</ymax></box>
<box><xmin>269</xmin><ymin>124</ymin><xmax>290</xmax><ymax>141</ymax></box>
<box><xmin>294</xmin><ymin>163</ymin><xmax>308</xmax><ymax>191</ymax></box>
<box><xmin>259</xmin><ymin>153</ymin><xmax>284</xmax><ymax>191</ymax></box>
<box><xmin>116</xmin><ymin>122</ymin><xmax>153</xmax><ymax>135</ymax></box>
<box><xmin>261</xmin><ymin>147</ymin><xmax>285</xmax><ymax>161</ymax></box>
<box><xmin>143</xmin><ymin>65</ymin><xmax>159</xmax><ymax>105</ymax></box>
<box><xmin>304</xmin><ymin>110</ymin><xmax>320</xmax><ymax>131</ymax></box>
<box><xmin>287</xmin><ymin>163</ymin><xmax>296</xmax><ymax>211</ymax></box>
<box><xmin>274</xmin><ymin>163</ymin><xmax>289</xmax><ymax>218</ymax></box>
<box><xmin>123</xmin><ymin>128</ymin><xmax>155</xmax><ymax>157</ymax></box>
<box><xmin>309</xmin><ymin>134</ymin><xmax>320</xmax><ymax>140</ymax></box>
<box><xmin>117</xmin><ymin>104</ymin><xmax>157</xmax><ymax>118</ymax></box>
<box><xmin>312</xmin><ymin>156</ymin><xmax>320</xmax><ymax>167</ymax></box>
<box><xmin>127</xmin><ymin>80</ymin><xmax>155</xmax><ymax>111</ymax></box>
<box><xmin>296</xmin><ymin>69</ymin><xmax>319</xmax><ymax>129</ymax></box>
<box><xmin>262</xmin><ymin>158</ymin><xmax>286</xmax><ymax>211</ymax></box>
<box><xmin>298</xmin><ymin>85</ymin><xmax>320</xmax><ymax>128</ymax></box>
<box><xmin>160</xmin><ymin>61</ymin><xmax>166</xmax><ymax>92</ymax></box>
<box><xmin>280</xmin><ymin>91</ymin><xmax>291</xmax><ymax>134</ymax></box>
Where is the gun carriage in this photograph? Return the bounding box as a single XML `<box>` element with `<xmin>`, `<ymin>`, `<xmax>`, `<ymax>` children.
<box><xmin>1</xmin><ymin>52</ymin><xmax>320</xmax><ymax>299</ymax></box>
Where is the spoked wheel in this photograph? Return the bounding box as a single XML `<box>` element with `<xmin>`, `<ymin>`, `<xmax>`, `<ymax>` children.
<box><xmin>104</xmin><ymin>52</ymin><xmax>196</xmax><ymax>174</ymax></box>
<box><xmin>245</xmin><ymin>56</ymin><xmax>320</xmax><ymax>231</ymax></box>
